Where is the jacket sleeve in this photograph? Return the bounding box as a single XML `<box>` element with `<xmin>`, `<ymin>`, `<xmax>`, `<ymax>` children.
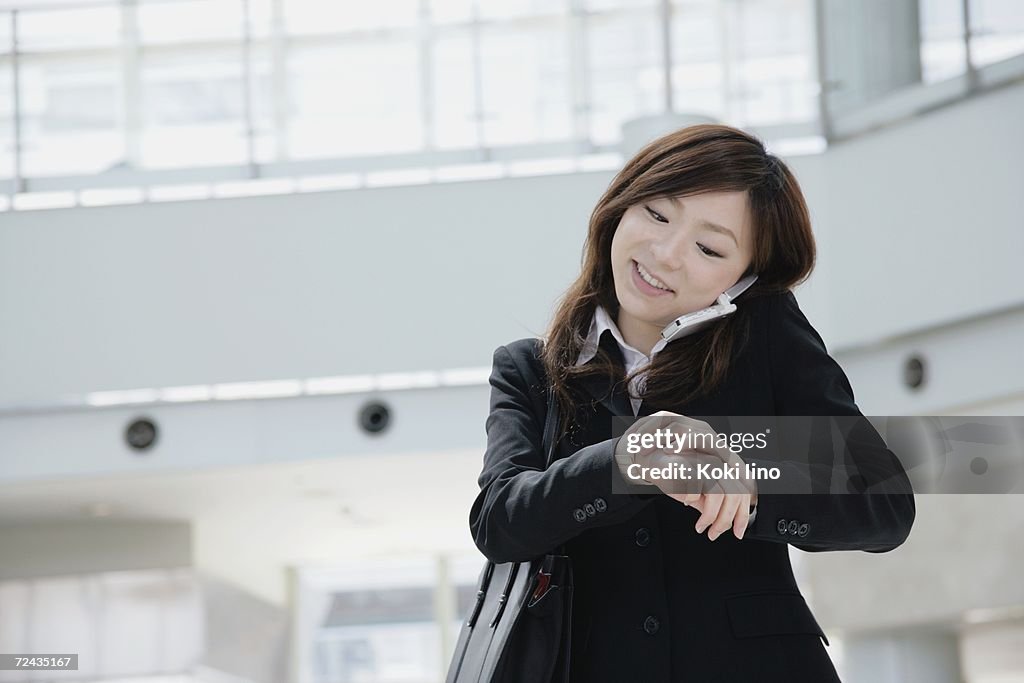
<box><xmin>743</xmin><ymin>291</ymin><xmax>917</xmax><ymax>553</ymax></box>
<box><xmin>469</xmin><ymin>343</ymin><xmax>656</xmax><ymax>563</ymax></box>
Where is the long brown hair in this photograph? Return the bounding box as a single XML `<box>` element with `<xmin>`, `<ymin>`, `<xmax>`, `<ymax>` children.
<box><xmin>541</xmin><ymin>123</ymin><xmax>816</xmax><ymax>440</ymax></box>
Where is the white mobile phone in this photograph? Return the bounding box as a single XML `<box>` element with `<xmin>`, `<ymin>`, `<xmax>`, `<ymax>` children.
<box><xmin>659</xmin><ymin>273</ymin><xmax>759</xmax><ymax>343</ymax></box>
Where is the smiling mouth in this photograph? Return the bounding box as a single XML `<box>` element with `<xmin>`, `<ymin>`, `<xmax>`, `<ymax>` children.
<box><xmin>632</xmin><ymin>260</ymin><xmax>674</xmax><ymax>293</ymax></box>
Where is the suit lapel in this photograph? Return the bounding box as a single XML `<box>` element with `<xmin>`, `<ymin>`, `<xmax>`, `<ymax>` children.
<box><xmin>577</xmin><ymin>329</ymin><xmax>634</xmax><ymax>418</ymax></box>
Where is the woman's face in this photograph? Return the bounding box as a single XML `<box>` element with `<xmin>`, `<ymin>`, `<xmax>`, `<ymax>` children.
<box><xmin>609</xmin><ymin>190</ymin><xmax>754</xmax><ymax>336</ymax></box>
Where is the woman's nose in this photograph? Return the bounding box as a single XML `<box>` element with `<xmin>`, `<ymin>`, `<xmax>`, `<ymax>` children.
<box><xmin>650</xmin><ymin>234</ymin><xmax>687</xmax><ymax>271</ymax></box>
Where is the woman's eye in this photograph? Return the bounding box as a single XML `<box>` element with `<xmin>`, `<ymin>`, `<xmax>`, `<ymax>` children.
<box><xmin>643</xmin><ymin>205</ymin><xmax>668</xmax><ymax>223</ymax></box>
<box><xmin>698</xmin><ymin>244</ymin><xmax>722</xmax><ymax>258</ymax></box>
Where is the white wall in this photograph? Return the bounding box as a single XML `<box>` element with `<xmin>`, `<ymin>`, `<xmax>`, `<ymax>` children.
<box><xmin>0</xmin><ymin>520</ymin><xmax>190</xmax><ymax>579</ymax></box>
<box><xmin>822</xmin><ymin>80</ymin><xmax>1024</xmax><ymax>348</ymax></box>
<box><xmin>1</xmin><ymin>84</ymin><xmax>1020</xmax><ymax>411</ymax></box>
<box><xmin>0</xmin><ymin>173</ymin><xmax>601</xmax><ymax>407</ymax></box>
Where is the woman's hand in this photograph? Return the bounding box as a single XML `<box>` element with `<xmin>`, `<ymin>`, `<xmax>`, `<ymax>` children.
<box><xmin>673</xmin><ymin>439</ymin><xmax>758</xmax><ymax>540</ymax></box>
<box><xmin>679</xmin><ymin>488</ymin><xmax>758</xmax><ymax>541</ymax></box>
<box><xmin>615</xmin><ymin>410</ymin><xmax>758</xmax><ymax>540</ymax></box>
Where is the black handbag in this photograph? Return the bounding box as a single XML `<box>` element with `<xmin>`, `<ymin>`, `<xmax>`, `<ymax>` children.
<box><xmin>445</xmin><ymin>387</ymin><xmax>573</xmax><ymax>683</ymax></box>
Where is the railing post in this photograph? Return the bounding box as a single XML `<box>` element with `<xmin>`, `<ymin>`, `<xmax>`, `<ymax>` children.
<box><xmin>659</xmin><ymin>0</ymin><xmax>673</xmax><ymax>114</ymax></box>
<box><xmin>241</xmin><ymin>0</ymin><xmax>258</xmax><ymax>178</ymax></box>
<box><xmin>10</xmin><ymin>9</ymin><xmax>24</xmax><ymax>198</ymax></box>
<box><xmin>813</xmin><ymin>0</ymin><xmax>833</xmax><ymax>143</ymax></box>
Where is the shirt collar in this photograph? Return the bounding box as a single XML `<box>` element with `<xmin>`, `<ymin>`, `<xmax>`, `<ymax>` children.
<box><xmin>574</xmin><ymin>304</ymin><xmax>669</xmax><ymax>368</ymax></box>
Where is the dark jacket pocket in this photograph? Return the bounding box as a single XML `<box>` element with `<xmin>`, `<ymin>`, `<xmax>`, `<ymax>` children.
<box><xmin>724</xmin><ymin>590</ymin><xmax>830</xmax><ymax>646</ymax></box>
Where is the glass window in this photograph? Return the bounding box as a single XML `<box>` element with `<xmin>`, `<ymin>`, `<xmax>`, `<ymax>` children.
<box><xmin>286</xmin><ymin>39</ymin><xmax>423</xmax><ymax>159</ymax></box>
<box><xmin>969</xmin><ymin>0</ymin><xmax>1024</xmax><ymax>68</ymax></box>
<box><xmin>478</xmin><ymin>20</ymin><xmax>572</xmax><ymax>146</ymax></box>
<box><xmin>140</xmin><ymin>0</ymin><xmax>246</xmax><ymax>45</ymax></box>
<box><xmin>249</xmin><ymin>47</ymin><xmax>279</xmax><ymax>164</ymax></box>
<box><xmin>314</xmin><ymin>622</ymin><xmax>441</xmax><ymax>683</ymax></box>
<box><xmin>920</xmin><ymin>0</ymin><xmax>969</xmax><ymax>83</ymax></box>
<box><xmin>19</xmin><ymin>56</ymin><xmax>124</xmax><ymax>176</ymax></box>
<box><xmin>18</xmin><ymin>6</ymin><xmax>120</xmax><ymax>52</ymax></box>
<box><xmin>0</xmin><ymin>28</ymin><xmax>12</xmax><ymax>184</ymax></box>
<box><xmin>0</xmin><ymin>0</ymin><xmax>831</xmax><ymax>189</ymax></box>
<box><xmin>431</xmin><ymin>0</ymin><xmax>474</xmax><ymax>26</ymax></box>
<box><xmin>478</xmin><ymin>0</ymin><xmax>568</xmax><ymax>21</ymax></box>
<box><xmin>586</xmin><ymin>0</ymin><xmax>657</xmax><ymax>11</ymax></box>
<box><xmin>0</xmin><ymin>9</ymin><xmax>9</xmax><ymax>48</ymax></box>
<box><xmin>315</xmin><ymin>588</ymin><xmax>439</xmax><ymax>683</ymax></box>
<box><xmin>296</xmin><ymin>559</ymin><xmax>444</xmax><ymax>683</ymax></box>
<box><xmin>726</xmin><ymin>0</ymin><xmax>816</xmax><ymax>126</ymax></box>
<box><xmin>671</xmin><ymin>1</ymin><xmax>726</xmax><ymax>120</ymax></box>
<box><xmin>11</xmin><ymin>6</ymin><xmax>124</xmax><ymax>177</ymax></box>
<box><xmin>587</xmin><ymin>8</ymin><xmax>664</xmax><ymax>145</ymax></box>
<box><xmin>139</xmin><ymin>0</ymin><xmax>273</xmax><ymax>42</ymax></box>
<box><xmin>0</xmin><ymin>570</ymin><xmax>202</xmax><ymax>679</ymax></box>
<box><xmin>285</xmin><ymin>0</ymin><xmax>419</xmax><ymax>35</ymax></box>
<box><xmin>431</xmin><ymin>27</ymin><xmax>480</xmax><ymax>149</ymax></box>
<box><xmin>139</xmin><ymin>48</ymin><xmax>250</xmax><ymax>169</ymax></box>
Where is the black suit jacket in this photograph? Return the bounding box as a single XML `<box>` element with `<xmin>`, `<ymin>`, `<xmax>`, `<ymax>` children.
<box><xmin>469</xmin><ymin>290</ymin><xmax>916</xmax><ymax>683</ymax></box>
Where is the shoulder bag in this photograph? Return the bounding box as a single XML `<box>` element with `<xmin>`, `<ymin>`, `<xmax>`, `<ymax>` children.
<box><xmin>444</xmin><ymin>386</ymin><xmax>573</xmax><ymax>683</ymax></box>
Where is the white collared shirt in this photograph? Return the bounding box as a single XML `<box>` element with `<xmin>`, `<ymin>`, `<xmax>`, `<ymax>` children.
<box><xmin>574</xmin><ymin>304</ymin><xmax>667</xmax><ymax>417</ymax></box>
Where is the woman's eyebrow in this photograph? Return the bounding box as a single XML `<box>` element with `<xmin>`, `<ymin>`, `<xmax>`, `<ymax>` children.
<box><xmin>663</xmin><ymin>196</ymin><xmax>737</xmax><ymax>246</ymax></box>
<box><xmin>697</xmin><ymin>220</ymin><xmax>738</xmax><ymax>247</ymax></box>
<box><xmin>662</xmin><ymin>196</ymin><xmax>739</xmax><ymax>246</ymax></box>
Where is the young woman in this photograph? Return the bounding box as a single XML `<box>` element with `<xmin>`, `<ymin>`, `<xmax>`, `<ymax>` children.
<box><xmin>469</xmin><ymin>124</ymin><xmax>916</xmax><ymax>682</ymax></box>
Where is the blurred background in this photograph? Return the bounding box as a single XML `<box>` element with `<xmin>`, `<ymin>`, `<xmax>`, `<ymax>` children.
<box><xmin>0</xmin><ymin>0</ymin><xmax>1022</xmax><ymax>681</ymax></box>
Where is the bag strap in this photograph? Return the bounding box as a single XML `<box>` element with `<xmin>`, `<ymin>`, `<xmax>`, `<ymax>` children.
<box><xmin>541</xmin><ymin>384</ymin><xmax>572</xmax><ymax>683</ymax></box>
<box><xmin>460</xmin><ymin>385</ymin><xmax>564</xmax><ymax>628</ymax></box>
<box><xmin>542</xmin><ymin>385</ymin><xmax>560</xmax><ymax>470</ymax></box>
<box><xmin>541</xmin><ymin>386</ymin><xmax>568</xmax><ymax>558</ymax></box>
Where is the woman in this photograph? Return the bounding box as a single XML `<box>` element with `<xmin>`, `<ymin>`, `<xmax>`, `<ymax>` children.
<box><xmin>469</xmin><ymin>124</ymin><xmax>916</xmax><ymax>682</ymax></box>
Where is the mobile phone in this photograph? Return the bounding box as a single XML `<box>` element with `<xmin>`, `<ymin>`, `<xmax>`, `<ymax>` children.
<box><xmin>659</xmin><ymin>273</ymin><xmax>759</xmax><ymax>343</ymax></box>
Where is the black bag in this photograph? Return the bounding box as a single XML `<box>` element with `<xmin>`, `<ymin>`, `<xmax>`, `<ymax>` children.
<box><xmin>445</xmin><ymin>387</ymin><xmax>573</xmax><ymax>683</ymax></box>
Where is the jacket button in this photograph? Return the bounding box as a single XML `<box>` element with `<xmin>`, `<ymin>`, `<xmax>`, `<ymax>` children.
<box><xmin>573</xmin><ymin>508</ymin><xmax>587</xmax><ymax>523</ymax></box>
<box><xmin>776</xmin><ymin>518</ymin><xmax>788</xmax><ymax>535</ymax></box>
<box><xmin>635</xmin><ymin>527</ymin><xmax>651</xmax><ymax>547</ymax></box>
<box><xmin>643</xmin><ymin>615</ymin><xmax>660</xmax><ymax>635</ymax></box>
<box><xmin>583</xmin><ymin>503</ymin><xmax>597</xmax><ymax>517</ymax></box>
<box><xmin>594</xmin><ymin>497</ymin><xmax>607</xmax><ymax>512</ymax></box>
<box><xmin>797</xmin><ymin>523</ymin><xmax>810</xmax><ymax>537</ymax></box>
<box><xmin>788</xmin><ymin>520</ymin><xmax>800</xmax><ymax>535</ymax></box>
